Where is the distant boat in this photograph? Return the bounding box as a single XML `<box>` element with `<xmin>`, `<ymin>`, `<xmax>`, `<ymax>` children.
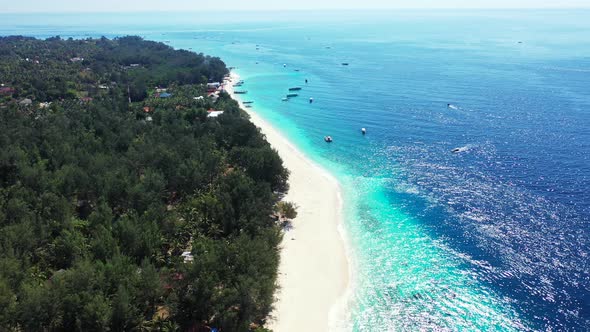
<box><xmin>342</xmin><ymin>63</ymin><xmax>349</xmax><ymax>66</ymax></box>
<box><xmin>362</xmin><ymin>128</ymin><xmax>366</xmax><ymax>135</ymax></box>
<box><xmin>324</xmin><ymin>136</ymin><xmax>333</xmax><ymax>143</ymax></box>
<box><xmin>282</xmin><ymin>98</ymin><xmax>289</xmax><ymax>101</ymax></box>
<box><xmin>244</xmin><ymin>105</ymin><xmax>252</xmax><ymax>108</ymax></box>
<box><xmin>234</xmin><ymin>90</ymin><xmax>248</xmax><ymax>94</ymax></box>
<box><xmin>289</xmin><ymin>87</ymin><xmax>302</xmax><ymax>91</ymax></box>
<box><xmin>233</xmin><ymin>83</ymin><xmax>243</xmax><ymax>87</ymax></box>
<box><xmin>309</xmin><ymin>97</ymin><xmax>314</xmax><ymax>103</ymax></box>
<box><xmin>243</xmin><ymin>101</ymin><xmax>254</xmax><ymax>104</ymax></box>
<box><xmin>294</xmin><ymin>69</ymin><xmax>300</xmax><ymax>72</ymax></box>
<box><xmin>452</xmin><ymin>146</ymin><xmax>469</xmax><ymax>153</ymax></box>
<box><xmin>286</xmin><ymin>93</ymin><xmax>298</xmax><ymax>98</ymax></box>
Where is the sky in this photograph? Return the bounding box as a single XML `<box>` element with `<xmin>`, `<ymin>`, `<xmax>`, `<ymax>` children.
<box><xmin>0</xmin><ymin>0</ymin><xmax>588</xmax><ymax>12</ymax></box>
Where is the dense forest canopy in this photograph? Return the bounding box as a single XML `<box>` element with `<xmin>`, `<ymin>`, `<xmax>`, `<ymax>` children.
<box><xmin>0</xmin><ymin>36</ymin><xmax>288</xmax><ymax>331</ymax></box>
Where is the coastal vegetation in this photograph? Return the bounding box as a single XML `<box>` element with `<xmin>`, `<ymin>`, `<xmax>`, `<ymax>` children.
<box><xmin>0</xmin><ymin>36</ymin><xmax>288</xmax><ymax>331</ymax></box>
<box><xmin>275</xmin><ymin>201</ymin><xmax>298</xmax><ymax>221</ymax></box>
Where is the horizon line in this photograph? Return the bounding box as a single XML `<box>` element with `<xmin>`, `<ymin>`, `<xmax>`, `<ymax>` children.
<box><xmin>1</xmin><ymin>7</ymin><xmax>589</xmax><ymax>14</ymax></box>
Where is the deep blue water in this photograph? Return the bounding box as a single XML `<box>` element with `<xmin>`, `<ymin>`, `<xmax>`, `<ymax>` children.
<box><xmin>1</xmin><ymin>10</ymin><xmax>589</xmax><ymax>331</ymax></box>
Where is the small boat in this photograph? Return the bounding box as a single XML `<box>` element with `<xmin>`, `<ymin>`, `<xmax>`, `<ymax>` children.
<box><xmin>234</xmin><ymin>90</ymin><xmax>248</xmax><ymax>94</ymax></box>
<box><xmin>309</xmin><ymin>97</ymin><xmax>314</xmax><ymax>103</ymax></box>
<box><xmin>282</xmin><ymin>98</ymin><xmax>289</xmax><ymax>101</ymax></box>
<box><xmin>324</xmin><ymin>136</ymin><xmax>333</xmax><ymax>143</ymax></box>
<box><xmin>305</xmin><ymin>79</ymin><xmax>308</xmax><ymax>84</ymax></box>
<box><xmin>361</xmin><ymin>128</ymin><xmax>366</xmax><ymax>135</ymax></box>
<box><xmin>289</xmin><ymin>87</ymin><xmax>302</xmax><ymax>91</ymax></box>
<box><xmin>294</xmin><ymin>69</ymin><xmax>300</xmax><ymax>72</ymax></box>
<box><xmin>342</xmin><ymin>63</ymin><xmax>349</xmax><ymax>66</ymax></box>
<box><xmin>451</xmin><ymin>146</ymin><xmax>468</xmax><ymax>153</ymax></box>
<box><xmin>244</xmin><ymin>105</ymin><xmax>252</xmax><ymax>108</ymax></box>
<box><xmin>243</xmin><ymin>101</ymin><xmax>254</xmax><ymax>104</ymax></box>
<box><xmin>233</xmin><ymin>83</ymin><xmax>243</xmax><ymax>87</ymax></box>
<box><xmin>286</xmin><ymin>93</ymin><xmax>298</xmax><ymax>98</ymax></box>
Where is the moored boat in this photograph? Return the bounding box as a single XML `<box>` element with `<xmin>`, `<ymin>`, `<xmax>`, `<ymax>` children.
<box><xmin>324</xmin><ymin>136</ymin><xmax>333</xmax><ymax>143</ymax></box>
<box><xmin>286</xmin><ymin>93</ymin><xmax>298</xmax><ymax>98</ymax></box>
<box><xmin>289</xmin><ymin>87</ymin><xmax>302</xmax><ymax>91</ymax></box>
<box><xmin>234</xmin><ymin>90</ymin><xmax>248</xmax><ymax>94</ymax></box>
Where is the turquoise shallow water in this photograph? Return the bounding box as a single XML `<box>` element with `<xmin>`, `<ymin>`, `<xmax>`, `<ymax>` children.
<box><xmin>2</xmin><ymin>10</ymin><xmax>590</xmax><ymax>330</ymax></box>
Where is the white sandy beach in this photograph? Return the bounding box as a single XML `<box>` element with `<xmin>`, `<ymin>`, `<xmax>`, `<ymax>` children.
<box><xmin>225</xmin><ymin>73</ymin><xmax>349</xmax><ymax>331</ymax></box>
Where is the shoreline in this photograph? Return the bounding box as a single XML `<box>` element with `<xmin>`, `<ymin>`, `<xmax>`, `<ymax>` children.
<box><xmin>225</xmin><ymin>72</ymin><xmax>350</xmax><ymax>331</ymax></box>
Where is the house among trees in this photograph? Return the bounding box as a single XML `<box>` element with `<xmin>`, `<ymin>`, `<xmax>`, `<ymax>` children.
<box><xmin>18</xmin><ymin>98</ymin><xmax>32</xmax><ymax>106</ymax></box>
<box><xmin>39</xmin><ymin>102</ymin><xmax>52</xmax><ymax>109</ymax></box>
<box><xmin>207</xmin><ymin>109</ymin><xmax>224</xmax><ymax>118</ymax></box>
<box><xmin>181</xmin><ymin>251</ymin><xmax>194</xmax><ymax>263</ymax></box>
<box><xmin>0</xmin><ymin>86</ymin><xmax>15</xmax><ymax>95</ymax></box>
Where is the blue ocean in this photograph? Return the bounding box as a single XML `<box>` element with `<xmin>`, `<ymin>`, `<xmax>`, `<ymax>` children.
<box><xmin>1</xmin><ymin>10</ymin><xmax>589</xmax><ymax>331</ymax></box>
